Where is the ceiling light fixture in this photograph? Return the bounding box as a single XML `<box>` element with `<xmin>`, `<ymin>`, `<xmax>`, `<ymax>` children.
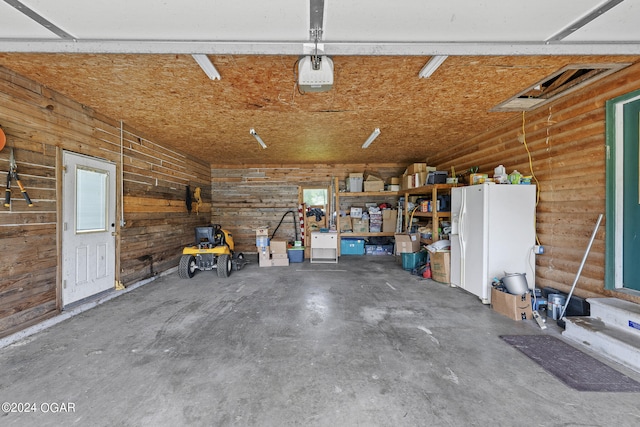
<box><xmin>419</xmin><ymin>55</ymin><xmax>448</xmax><ymax>79</ymax></box>
<box><xmin>362</xmin><ymin>128</ymin><xmax>381</xmax><ymax>149</ymax></box>
<box><xmin>192</xmin><ymin>54</ymin><xmax>221</xmax><ymax>80</ymax></box>
<box><xmin>250</xmin><ymin>129</ymin><xmax>267</xmax><ymax>149</ymax></box>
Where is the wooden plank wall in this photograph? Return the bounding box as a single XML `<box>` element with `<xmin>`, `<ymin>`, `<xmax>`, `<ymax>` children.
<box><xmin>430</xmin><ymin>62</ymin><xmax>640</xmax><ymax>303</ymax></box>
<box><xmin>211</xmin><ymin>164</ymin><xmax>404</xmax><ymax>251</ymax></box>
<box><xmin>0</xmin><ymin>66</ymin><xmax>210</xmax><ymax>338</ymax></box>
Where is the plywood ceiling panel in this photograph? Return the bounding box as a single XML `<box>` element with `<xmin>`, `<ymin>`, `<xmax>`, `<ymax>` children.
<box><xmin>1</xmin><ymin>53</ymin><xmax>637</xmax><ymax>165</ymax></box>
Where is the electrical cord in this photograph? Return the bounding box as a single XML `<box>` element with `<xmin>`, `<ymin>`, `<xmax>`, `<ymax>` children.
<box><xmin>521</xmin><ymin>111</ymin><xmax>542</xmax><ymax>246</ymax></box>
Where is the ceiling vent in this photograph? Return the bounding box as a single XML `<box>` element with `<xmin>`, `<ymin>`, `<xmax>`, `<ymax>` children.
<box><xmin>492</xmin><ymin>63</ymin><xmax>630</xmax><ymax>112</ymax></box>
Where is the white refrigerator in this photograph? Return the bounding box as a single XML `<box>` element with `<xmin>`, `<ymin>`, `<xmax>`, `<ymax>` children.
<box><xmin>450</xmin><ymin>184</ymin><xmax>536</xmax><ymax>304</ymax></box>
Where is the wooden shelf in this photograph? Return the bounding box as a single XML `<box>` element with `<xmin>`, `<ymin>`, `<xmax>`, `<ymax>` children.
<box><xmin>339</xmin><ymin>191</ymin><xmax>398</xmax><ymax>197</ymax></box>
<box><xmin>335</xmin><ymin>177</ymin><xmax>400</xmax><ymax>256</ymax></box>
<box><xmin>403</xmin><ymin>183</ymin><xmax>459</xmax><ymax>196</ymax></box>
<box><xmin>334</xmin><ymin>178</ymin><xmax>461</xmax><ymax>252</ymax></box>
<box><xmin>413</xmin><ymin>211</ymin><xmax>451</xmax><ymax>218</ymax></box>
<box><xmin>403</xmin><ymin>183</ymin><xmax>460</xmax><ymax>242</ymax></box>
<box><xmin>340</xmin><ymin>232</ymin><xmax>395</xmax><ymax>238</ymax></box>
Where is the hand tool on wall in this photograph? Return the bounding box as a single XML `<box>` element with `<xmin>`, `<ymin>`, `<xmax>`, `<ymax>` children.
<box><xmin>0</xmin><ymin>127</ymin><xmax>6</xmax><ymax>151</ymax></box>
<box><xmin>4</xmin><ymin>148</ymin><xmax>33</xmax><ymax>207</ymax></box>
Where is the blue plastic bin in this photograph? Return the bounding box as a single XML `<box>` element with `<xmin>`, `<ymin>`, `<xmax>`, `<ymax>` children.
<box><xmin>288</xmin><ymin>247</ymin><xmax>305</xmax><ymax>263</ymax></box>
<box><xmin>341</xmin><ymin>238</ymin><xmax>365</xmax><ymax>255</ymax></box>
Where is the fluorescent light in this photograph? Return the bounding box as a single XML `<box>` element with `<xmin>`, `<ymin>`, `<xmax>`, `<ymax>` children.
<box><xmin>361</xmin><ymin>128</ymin><xmax>381</xmax><ymax>149</ymax></box>
<box><xmin>250</xmin><ymin>129</ymin><xmax>267</xmax><ymax>149</ymax></box>
<box><xmin>419</xmin><ymin>55</ymin><xmax>448</xmax><ymax>78</ymax></box>
<box><xmin>192</xmin><ymin>54</ymin><xmax>221</xmax><ymax>80</ymax></box>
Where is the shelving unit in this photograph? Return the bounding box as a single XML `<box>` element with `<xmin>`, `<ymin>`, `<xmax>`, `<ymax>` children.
<box><xmin>402</xmin><ymin>183</ymin><xmax>459</xmax><ymax>244</ymax></box>
<box><xmin>332</xmin><ymin>177</ymin><xmax>460</xmax><ymax>254</ymax></box>
<box><xmin>334</xmin><ymin>177</ymin><xmax>397</xmax><ymax>255</ymax></box>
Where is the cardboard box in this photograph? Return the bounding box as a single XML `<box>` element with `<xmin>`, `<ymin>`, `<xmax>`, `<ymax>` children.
<box><xmin>339</xmin><ymin>216</ymin><xmax>352</xmax><ymax>232</ymax></box>
<box><xmin>470</xmin><ymin>173</ymin><xmax>489</xmax><ymax>185</ymax></box>
<box><xmin>272</xmin><ymin>253</ymin><xmax>288</xmax><ymax>259</ymax></box>
<box><xmin>258</xmin><ymin>248</ymin><xmax>271</xmax><ymax>267</ymax></box>
<box><xmin>364</xmin><ymin>180</ymin><xmax>385</xmax><ymax>192</ymax></box>
<box><xmin>394</xmin><ymin>233</ymin><xmax>421</xmax><ymax>254</ymax></box>
<box><xmin>255</xmin><ymin>227</ymin><xmax>269</xmax><ymax>237</ymax></box>
<box><xmin>352</xmin><ymin>219</ymin><xmax>369</xmax><ymax>233</ymax></box>
<box><xmin>390</xmin><ymin>177</ymin><xmax>400</xmax><ymax>185</ymax></box>
<box><xmin>402</xmin><ymin>174</ymin><xmax>413</xmax><ymax>190</ymax></box>
<box><xmin>405</xmin><ymin>163</ymin><xmax>427</xmax><ymax>175</ymax></box>
<box><xmin>382</xmin><ymin>209</ymin><xmax>398</xmax><ymax>233</ymax></box>
<box><xmin>271</xmin><ymin>257</ymin><xmax>290</xmax><ymax>267</ymax></box>
<box><xmin>270</xmin><ymin>239</ymin><xmax>288</xmax><ymax>254</ymax></box>
<box><xmin>491</xmin><ymin>287</ymin><xmax>532</xmax><ymax>321</ymax></box>
<box><xmin>430</xmin><ymin>251</ymin><xmax>451</xmax><ymax>284</ymax></box>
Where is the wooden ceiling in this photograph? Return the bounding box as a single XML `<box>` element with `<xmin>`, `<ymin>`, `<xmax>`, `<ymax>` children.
<box><xmin>1</xmin><ymin>0</ymin><xmax>639</xmax><ymax>165</ymax></box>
<box><xmin>3</xmin><ymin>53</ymin><xmax>638</xmax><ymax>165</ymax></box>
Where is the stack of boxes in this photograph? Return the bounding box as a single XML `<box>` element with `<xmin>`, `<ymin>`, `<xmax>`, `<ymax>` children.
<box><xmin>350</xmin><ymin>207</ymin><xmax>368</xmax><ymax>233</ymax></box>
<box><xmin>270</xmin><ymin>239</ymin><xmax>289</xmax><ymax>267</ymax></box>
<box><xmin>394</xmin><ymin>232</ymin><xmax>425</xmax><ymax>270</ymax></box>
<box><xmin>255</xmin><ymin>227</ymin><xmax>290</xmax><ymax>267</ymax></box>
<box><xmin>256</xmin><ymin>227</ymin><xmax>271</xmax><ymax>268</ymax></box>
<box><xmin>399</xmin><ymin>163</ymin><xmax>450</xmax><ymax>189</ymax></box>
<box><xmin>368</xmin><ymin>206</ymin><xmax>382</xmax><ymax>232</ymax></box>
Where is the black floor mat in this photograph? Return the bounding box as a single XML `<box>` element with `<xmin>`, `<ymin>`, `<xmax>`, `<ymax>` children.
<box><xmin>500</xmin><ymin>335</ymin><xmax>640</xmax><ymax>392</ymax></box>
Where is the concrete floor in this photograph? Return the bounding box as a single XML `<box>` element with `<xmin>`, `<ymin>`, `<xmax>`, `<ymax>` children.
<box><xmin>1</xmin><ymin>255</ymin><xmax>639</xmax><ymax>426</ymax></box>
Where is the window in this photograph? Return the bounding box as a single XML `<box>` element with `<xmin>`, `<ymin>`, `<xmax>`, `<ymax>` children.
<box><xmin>303</xmin><ymin>188</ymin><xmax>327</xmax><ymax>207</ymax></box>
<box><xmin>76</xmin><ymin>167</ymin><xmax>109</xmax><ymax>233</ymax></box>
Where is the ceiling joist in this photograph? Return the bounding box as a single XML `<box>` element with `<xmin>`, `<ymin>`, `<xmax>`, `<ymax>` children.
<box><xmin>1</xmin><ymin>40</ymin><xmax>640</xmax><ymax>56</ymax></box>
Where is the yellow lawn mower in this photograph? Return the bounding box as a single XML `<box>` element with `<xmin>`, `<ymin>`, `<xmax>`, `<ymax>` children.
<box><xmin>178</xmin><ymin>224</ymin><xmax>246</xmax><ymax>279</ymax></box>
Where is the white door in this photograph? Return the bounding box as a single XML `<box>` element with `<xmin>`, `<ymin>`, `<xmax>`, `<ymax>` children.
<box><xmin>62</xmin><ymin>152</ymin><xmax>116</xmax><ymax>307</ymax></box>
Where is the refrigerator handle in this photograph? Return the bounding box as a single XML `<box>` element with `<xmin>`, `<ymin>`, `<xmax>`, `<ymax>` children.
<box><xmin>459</xmin><ymin>193</ymin><xmax>466</xmax><ymax>247</ymax></box>
<box><xmin>458</xmin><ymin>192</ymin><xmax>466</xmax><ymax>285</ymax></box>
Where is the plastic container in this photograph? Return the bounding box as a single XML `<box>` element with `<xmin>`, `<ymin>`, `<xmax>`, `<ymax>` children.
<box><xmin>287</xmin><ymin>247</ymin><xmax>304</xmax><ymax>263</ymax></box>
<box><xmin>347</xmin><ymin>177</ymin><xmax>363</xmax><ymax>192</ymax></box>
<box><xmin>256</xmin><ymin>236</ymin><xmax>270</xmax><ymax>247</ymax></box>
<box><xmin>401</xmin><ymin>251</ymin><xmax>427</xmax><ymax>271</ymax></box>
<box><xmin>341</xmin><ymin>238</ymin><xmax>365</xmax><ymax>255</ymax></box>
<box><xmin>365</xmin><ymin>244</ymin><xmax>394</xmax><ymax>256</ymax></box>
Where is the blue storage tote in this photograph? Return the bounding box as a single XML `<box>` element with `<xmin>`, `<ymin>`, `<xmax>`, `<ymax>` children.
<box><xmin>287</xmin><ymin>247</ymin><xmax>305</xmax><ymax>263</ymax></box>
<box><xmin>365</xmin><ymin>244</ymin><xmax>394</xmax><ymax>256</ymax></box>
<box><xmin>341</xmin><ymin>238</ymin><xmax>365</xmax><ymax>255</ymax></box>
<box><xmin>401</xmin><ymin>251</ymin><xmax>427</xmax><ymax>270</ymax></box>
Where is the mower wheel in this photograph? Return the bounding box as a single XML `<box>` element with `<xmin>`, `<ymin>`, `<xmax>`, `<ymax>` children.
<box><xmin>178</xmin><ymin>255</ymin><xmax>197</xmax><ymax>279</ymax></box>
<box><xmin>217</xmin><ymin>254</ymin><xmax>232</xmax><ymax>278</ymax></box>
